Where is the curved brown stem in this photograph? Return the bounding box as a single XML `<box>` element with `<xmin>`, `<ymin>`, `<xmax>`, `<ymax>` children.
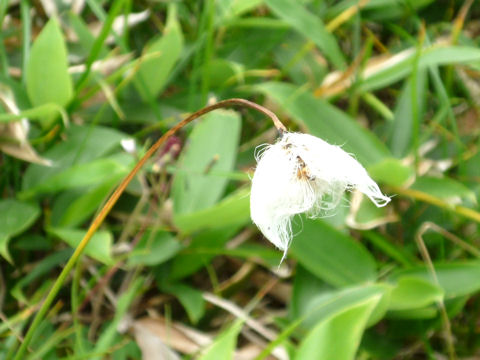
<box><xmin>14</xmin><ymin>98</ymin><xmax>286</xmax><ymax>360</ymax></box>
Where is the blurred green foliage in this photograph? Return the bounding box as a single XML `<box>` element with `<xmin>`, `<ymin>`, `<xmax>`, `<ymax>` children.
<box><xmin>1</xmin><ymin>0</ymin><xmax>480</xmax><ymax>359</ymax></box>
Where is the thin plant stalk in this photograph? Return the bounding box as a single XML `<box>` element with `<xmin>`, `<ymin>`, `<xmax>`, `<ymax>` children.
<box><xmin>14</xmin><ymin>98</ymin><xmax>286</xmax><ymax>359</ymax></box>
<box><xmin>390</xmin><ymin>186</ymin><xmax>480</xmax><ymax>223</ymax></box>
<box><xmin>415</xmin><ymin>224</ymin><xmax>457</xmax><ymax>360</ymax></box>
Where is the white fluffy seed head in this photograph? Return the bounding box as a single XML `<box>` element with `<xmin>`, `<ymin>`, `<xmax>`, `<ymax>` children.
<box><xmin>250</xmin><ymin>132</ymin><xmax>390</xmax><ymax>262</ymax></box>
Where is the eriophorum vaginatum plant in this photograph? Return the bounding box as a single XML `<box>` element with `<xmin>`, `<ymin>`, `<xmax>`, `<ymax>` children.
<box><xmin>16</xmin><ymin>98</ymin><xmax>388</xmax><ymax>357</ymax></box>
<box><xmin>250</xmin><ymin>132</ymin><xmax>390</xmax><ymax>262</ymax></box>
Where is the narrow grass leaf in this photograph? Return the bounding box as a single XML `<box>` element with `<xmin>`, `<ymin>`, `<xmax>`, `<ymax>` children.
<box><xmin>75</xmin><ymin>0</ymin><xmax>125</xmax><ymax>93</ymax></box>
<box><xmin>362</xmin><ymin>45</ymin><xmax>480</xmax><ymax>92</ymax></box>
<box><xmin>388</xmin><ymin>69</ymin><xmax>427</xmax><ymax>157</ymax></box>
<box><xmin>327</xmin><ymin>0</ymin><xmax>434</xmax><ymax>21</ymax></box>
<box><xmin>265</xmin><ymin>0</ymin><xmax>346</xmax><ymax>68</ymax></box>
<box><xmin>217</xmin><ymin>0</ymin><xmax>264</xmax><ymax>23</ymax></box>
<box><xmin>67</xmin><ymin>12</ymin><xmax>107</xmax><ymax>58</ymax></box>
<box><xmin>11</xmin><ymin>249</ymin><xmax>72</xmax><ymax>303</ymax></box>
<box><xmin>363</xmin><ymin>231</ymin><xmax>415</xmax><ymax>267</ymax></box>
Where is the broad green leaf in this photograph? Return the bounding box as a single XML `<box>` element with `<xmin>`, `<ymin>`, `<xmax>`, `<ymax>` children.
<box><xmin>174</xmin><ymin>187</ymin><xmax>250</xmax><ymax>233</ymax></box>
<box><xmin>22</xmin><ymin>125</ymin><xmax>128</xmax><ymax>191</ymax></box>
<box><xmin>368</xmin><ymin>158</ymin><xmax>415</xmax><ymax>187</ymax></box>
<box><xmin>265</xmin><ymin>0</ymin><xmax>345</xmax><ymax>69</ymax></box>
<box><xmin>26</xmin><ymin>18</ymin><xmax>73</xmax><ymax>108</ymax></box>
<box><xmin>128</xmin><ymin>232</ymin><xmax>182</xmax><ymax>267</ymax></box>
<box><xmin>0</xmin><ymin>199</ymin><xmax>40</xmax><ymax>262</ymax></box>
<box><xmin>388</xmin><ymin>276</ymin><xmax>444</xmax><ymax>311</ymax></box>
<box><xmin>161</xmin><ymin>283</ymin><xmax>205</xmax><ymax>324</ymax></box>
<box><xmin>254</xmin><ymin>82</ymin><xmax>390</xmax><ymax>166</ymax></box>
<box><xmin>390</xmin><ymin>262</ymin><xmax>480</xmax><ymax>299</ymax></box>
<box><xmin>410</xmin><ymin>176</ymin><xmax>477</xmax><ymax>205</ymax></box>
<box><xmin>134</xmin><ymin>4</ymin><xmax>183</xmax><ymax>100</ymax></box>
<box><xmin>198</xmin><ymin>320</ymin><xmax>243</xmax><ymax>360</ymax></box>
<box><xmin>172</xmin><ymin>110</ymin><xmax>241</xmax><ymax>215</ymax></box>
<box><xmin>295</xmin><ymin>293</ymin><xmax>382</xmax><ymax>360</ymax></box>
<box><xmin>290</xmin><ymin>217</ymin><xmax>377</xmax><ymax>287</ymax></box>
<box><xmin>20</xmin><ymin>157</ymin><xmax>130</xmax><ymax>199</ymax></box>
<box><xmin>49</xmin><ymin>227</ymin><xmax>113</xmax><ymax>265</ymax></box>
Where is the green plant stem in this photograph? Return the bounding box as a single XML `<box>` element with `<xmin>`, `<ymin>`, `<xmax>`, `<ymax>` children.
<box><xmin>74</xmin><ymin>0</ymin><xmax>125</xmax><ymax>96</ymax></box>
<box><xmin>390</xmin><ymin>186</ymin><xmax>480</xmax><ymax>223</ymax></box>
<box><xmin>14</xmin><ymin>98</ymin><xmax>286</xmax><ymax>359</ymax></box>
<box><xmin>72</xmin><ymin>261</ymin><xmax>86</xmax><ymax>355</ymax></box>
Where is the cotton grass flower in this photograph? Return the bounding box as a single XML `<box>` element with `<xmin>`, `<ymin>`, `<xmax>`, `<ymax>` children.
<box><xmin>250</xmin><ymin>132</ymin><xmax>390</xmax><ymax>262</ymax></box>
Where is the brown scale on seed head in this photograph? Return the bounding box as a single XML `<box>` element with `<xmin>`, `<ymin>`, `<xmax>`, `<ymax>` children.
<box><xmin>282</xmin><ymin>141</ymin><xmax>315</xmax><ymax>181</ymax></box>
<box><xmin>296</xmin><ymin>156</ymin><xmax>315</xmax><ymax>181</ymax></box>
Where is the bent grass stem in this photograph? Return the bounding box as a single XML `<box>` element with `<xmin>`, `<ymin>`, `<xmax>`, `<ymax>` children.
<box><xmin>14</xmin><ymin>98</ymin><xmax>286</xmax><ymax>359</ymax></box>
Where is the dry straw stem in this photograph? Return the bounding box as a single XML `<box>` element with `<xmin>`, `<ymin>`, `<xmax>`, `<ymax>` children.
<box><xmin>415</xmin><ymin>224</ymin><xmax>457</xmax><ymax>360</ymax></box>
<box><xmin>14</xmin><ymin>98</ymin><xmax>287</xmax><ymax>360</ymax></box>
<box><xmin>325</xmin><ymin>0</ymin><xmax>369</xmax><ymax>33</ymax></box>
